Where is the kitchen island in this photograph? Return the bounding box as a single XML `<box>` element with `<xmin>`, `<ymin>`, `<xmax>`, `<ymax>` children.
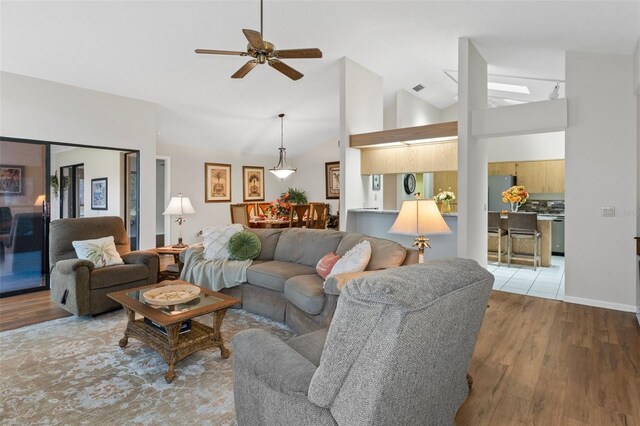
<box><xmin>488</xmin><ymin>215</ymin><xmax>555</xmax><ymax>267</ymax></box>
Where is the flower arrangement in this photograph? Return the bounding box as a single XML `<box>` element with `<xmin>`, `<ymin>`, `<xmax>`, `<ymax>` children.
<box><xmin>434</xmin><ymin>188</ymin><xmax>456</xmax><ymax>202</ymax></box>
<box><xmin>268</xmin><ymin>195</ymin><xmax>292</xmax><ymax>218</ymax></box>
<box><xmin>501</xmin><ymin>185</ymin><xmax>529</xmax><ymax>205</ymax></box>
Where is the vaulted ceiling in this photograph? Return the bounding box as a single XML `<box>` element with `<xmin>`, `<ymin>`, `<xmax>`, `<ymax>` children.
<box><xmin>2</xmin><ymin>1</ymin><xmax>639</xmax><ymax>156</ymax></box>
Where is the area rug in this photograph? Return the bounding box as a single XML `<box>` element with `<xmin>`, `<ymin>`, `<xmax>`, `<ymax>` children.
<box><xmin>0</xmin><ymin>309</ymin><xmax>294</xmax><ymax>425</ymax></box>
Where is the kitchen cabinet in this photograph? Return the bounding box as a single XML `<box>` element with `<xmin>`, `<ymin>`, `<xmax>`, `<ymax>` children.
<box><xmin>433</xmin><ymin>171</ymin><xmax>458</xmax><ymax>196</ymax></box>
<box><xmin>488</xmin><ymin>162</ymin><xmax>516</xmax><ymax>176</ymax></box>
<box><xmin>488</xmin><ymin>160</ymin><xmax>565</xmax><ymax>194</ymax></box>
<box><xmin>515</xmin><ymin>161</ymin><xmax>546</xmax><ymax>193</ymax></box>
<box><xmin>544</xmin><ymin>160</ymin><xmax>565</xmax><ymax>193</ymax></box>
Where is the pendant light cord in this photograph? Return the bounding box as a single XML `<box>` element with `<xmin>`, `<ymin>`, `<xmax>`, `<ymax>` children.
<box><xmin>280</xmin><ymin>114</ymin><xmax>284</xmax><ymax>149</ymax></box>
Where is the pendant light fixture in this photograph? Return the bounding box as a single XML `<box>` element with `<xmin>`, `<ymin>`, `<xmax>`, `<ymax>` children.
<box><xmin>269</xmin><ymin>113</ymin><xmax>297</xmax><ymax>179</ymax></box>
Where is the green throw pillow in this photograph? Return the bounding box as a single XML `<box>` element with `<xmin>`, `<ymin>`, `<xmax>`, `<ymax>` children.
<box><xmin>227</xmin><ymin>231</ymin><xmax>262</xmax><ymax>261</ymax></box>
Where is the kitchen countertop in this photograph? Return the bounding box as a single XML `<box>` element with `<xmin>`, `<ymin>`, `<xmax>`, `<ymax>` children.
<box><xmin>349</xmin><ymin>208</ymin><xmax>458</xmax><ymax>217</ymax></box>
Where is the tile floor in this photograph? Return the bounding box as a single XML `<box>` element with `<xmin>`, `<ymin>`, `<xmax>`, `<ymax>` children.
<box><xmin>486</xmin><ymin>255</ymin><xmax>565</xmax><ymax>300</ymax></box>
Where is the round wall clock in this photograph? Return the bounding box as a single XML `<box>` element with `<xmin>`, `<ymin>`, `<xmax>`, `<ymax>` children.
<box><xmin>403</xmin><ymin>174</ymin><xmax>416</xmax><ymax>194</ymax></box>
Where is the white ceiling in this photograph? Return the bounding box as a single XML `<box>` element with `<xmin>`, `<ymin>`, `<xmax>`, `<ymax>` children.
<box><xmin>1</xmin><ymin>1</ymin><xmax>639</xmax><ymax>156</ymax></box>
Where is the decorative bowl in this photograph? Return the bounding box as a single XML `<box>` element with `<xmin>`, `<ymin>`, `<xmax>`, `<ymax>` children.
<box><xmin>143</xmin><ymin>284</ymin><xmax>201</xmax><ymax>306</ymax></box>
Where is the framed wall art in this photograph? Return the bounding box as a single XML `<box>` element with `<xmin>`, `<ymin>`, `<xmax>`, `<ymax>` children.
<box><xmin>91</xmin><ymin>177</ymin><xmax>108</xmax><ymax>210</ymax></box>
<box><xmin>325</xmin><ymin>161</ymin><xmax>340</xmax><ymax>199</ymax></box>
<box><xmin>242</xmin><ymin>166</ymin><xmax>265</xmax><ymax>202</ymax></box>
<box><xmin>205</xmin><ymin>162</ymin><xmax>232</xmax><ymax>203</ymax></box>
<box><xmin>0</xmin><ymin>165</ymin><xmax>25</xmax><ymax>195</ymax></box>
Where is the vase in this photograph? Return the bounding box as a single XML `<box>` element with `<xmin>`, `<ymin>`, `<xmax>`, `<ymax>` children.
<box><xmin>441</xmin><ymin>200</ymin><xmax>452</xmax><ymax>213</ymax></box>
<box><xmin>510</xmin><ymin>202</ymin><xmax>520</xmax><ymax>212</ymax></box>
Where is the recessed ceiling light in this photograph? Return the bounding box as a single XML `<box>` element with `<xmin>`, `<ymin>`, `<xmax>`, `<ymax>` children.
<box><xmin>488</xmin><ymin>82</ymin><xmax>531</xmax><ymax>94</ymax></box>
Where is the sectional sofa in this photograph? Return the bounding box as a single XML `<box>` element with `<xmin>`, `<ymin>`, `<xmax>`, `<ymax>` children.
<box><xmin>181</xmin><ymin>228</ymin><xmax>418</xmax><ymax>334</ymax></box>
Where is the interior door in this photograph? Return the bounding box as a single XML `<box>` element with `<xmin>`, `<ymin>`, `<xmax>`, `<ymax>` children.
<box><xmin>0</xmin><ymin>139</ymin><xmax>49</xmax><ymax>296</ymax></box>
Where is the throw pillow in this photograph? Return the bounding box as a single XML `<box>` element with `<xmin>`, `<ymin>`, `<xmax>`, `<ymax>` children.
<box><xmin>327</xmin><ymin>240</ymin><xmax>372</xmax><ymax>278</ymax></box>
<box><xmin>72</xmin><ymin>236</ymin><xmax>124</xmax><ymax>269</ymax></box>
<box><xmin>316</xmin><ymin>252</ymin><xmax>341</xmax><ymax>279</ymax></box>
<box><xmin>202</xmin><ymin>224</ymin><xmax>244</xmax><ymax>260</ymax></box>
<box><xmin>227</xmin><ymin>231</ymin><xmax>262</xmax><ymax>261</ymax></box>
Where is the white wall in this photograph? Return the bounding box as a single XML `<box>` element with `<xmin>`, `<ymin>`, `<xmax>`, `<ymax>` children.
<box><xmin>383</xmin><ymin>101</ymin><xmax>397</xmax><ymax>130</ymax></box>
<box><xmin>635</xmin><ymin>39</ymin><xmax>640</xmax><ymax>95</ymax></box>
<box><xmin>457</xmin><ymin>38</ymin><xmax>488</xmax><ymax>265</ymax></box>
<box><xmin>156</xmin><ymin>142</ymin><xmax>288</xmax><ymax>245</ymax></box>
<box><xmin>0</xmin><ymin>72</ymin><xmax>157</xmax><ymax>249</ymax></box>
<box><xmin>441</xmin><ymin>104</ymin><xmax>458</xmax><ymax>122</ymax></box>
<box><xmin>488</xmin><ymin>132</ymin><xmax>565</xmax><ymax>162</ymax></box>
<box><xmin>340</xmin><ymin>58</ymin><xmax>384</xmax><ymax>230</ymax></box>
<box><xmin>51</xmin><ymin>147</ymin><xmax>123</xmax><ymax>219</ymax></box>
<box><xmin>396</xmin><ymin>89</ymin><xmax>443</xmax><ymax>127</ymax></box>
<box><xmin>565</xmin><ymin>52</ymin><xmax>638</xmax><ymax>312</ymax></box>
<box><xmin>287</xmin><ymin>138</ymin><xmax>340</xmax><ymax>215</ymax></box>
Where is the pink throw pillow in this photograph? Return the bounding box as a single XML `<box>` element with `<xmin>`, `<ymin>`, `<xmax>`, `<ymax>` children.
<box><xmin>316</xmin><ymin>253</ymin><xmax>341</xmax><ymax>279</ymax></box>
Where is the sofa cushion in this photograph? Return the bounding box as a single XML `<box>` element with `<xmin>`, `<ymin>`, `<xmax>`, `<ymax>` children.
<box><xmin>203</xmin><ymin>224</ymin><xmax>244</xmax><ymax>260</ymax></box>
<box><xmin>228</xmin><ymin>231</ymin><xmax>262</xmax><ymax>260</ymax></box>
<box><xmin>246</xmin><ymin>261</ymin><xmax>317</xmax><ymax>292</ymax></box>
<box><xmin>284</xmin><ymin>274</ymin><xmax>326</xmax><ymax>315</ymax></box>
<box><xmin>336</xmin><ymin>233</ymin><xmax>407</xmax><ymax>271</ymax></box>
<box><xmin>316</xmin><ymin>252</ymin><xmax>341</xmax><ymax>279</ymax></box>
<box><xmin>274</xmin><ymin>228</ymin><xmax>344</xmax><ymax>267</ymax></box>
<box><xmin>287</xmin><ymin>328</ymin><xmax>328</xmax><ymax>367</ymax></box>
<box><xmin>72</xmin><ymin>236</ymin><xmax>124</xmax><ymax>269</ymax></box>
<box><xmin>328</xmin><ymin>240</ymin><xmax>371</xmax><ymax>278</ymax></box>
<box><xmin>245</xmin><ymin>228</ymin><xmax>283</xmax><ymax>260</ymax></box>
<box><xmin>89</xmin><ymin>263</ymin><xmax>149</xmax><ymax>290</ymax></box>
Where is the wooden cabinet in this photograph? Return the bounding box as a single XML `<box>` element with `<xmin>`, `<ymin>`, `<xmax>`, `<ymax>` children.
<box><xmin>488</xmin><ymin>162</ymin><xmax>516</xmax><ymax>176</ymax></box>
<box><xmin>433</xmin><ymin>171</ymin><xmax>458</xmax><ymax>195</ymax></box>
<box><xmin>360</xmin><ymin>141</ymin><xmax>457</xmax><ymax>175</ymax></box>
<box><xmin>488</xmin><ymin>160</ymin><xmax>564</xmax><ymax>193</ymax></box>
<box><xmin>543</xmin><ymin>160</ymin><xmax>565</xmax><ymax>193</ymax></box>
<box><xmin>515</xmin><ymin>161</ymin><xmax>546</xmax><ymax>193</ymax></box>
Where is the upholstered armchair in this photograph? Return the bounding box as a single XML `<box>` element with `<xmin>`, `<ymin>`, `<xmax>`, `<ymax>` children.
<box><xmin>232</xmin><ymin>258</ymin><xmax>494</xmax><ymax>426</ymax></box>
<box><xmin>49</xmin><ymin>216</ymin><xmax>159</xmax><ymax>316</ymax></box>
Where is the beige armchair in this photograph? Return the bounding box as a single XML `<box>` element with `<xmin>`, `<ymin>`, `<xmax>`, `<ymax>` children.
<box><xmin>49</xmin><ymin>216</ymin><xmax>159</xmax><ymax>316</ymax></box>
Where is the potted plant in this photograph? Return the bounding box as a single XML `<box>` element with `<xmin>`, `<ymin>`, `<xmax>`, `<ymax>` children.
<box><xmin>281</xmin><ymin>188</ymin><xmax>308</xmax><ymax>204</ymax></box>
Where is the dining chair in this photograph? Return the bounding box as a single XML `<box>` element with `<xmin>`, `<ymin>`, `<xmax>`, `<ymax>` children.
<box><xmin>246</xmin><ymin>203</ymin><xmax>257</xmax><ymax>218</ymax></box>
<box><xmin>507</xmin><ymin>212</ymin><xmax>541</xmax><ymax>270</ymax></box>
<box><xmin>308</xmin><ymin>203</ymin><xmax>328</xmax><ymax>229</ymax></box>
<box><xmin>230</xmin><ymin>203</ymin><xmax>251</xmax><ymax>226</ymax></box>
<box><xmin>256</xmin><ymin>202</ymin><xmax>272</xmax><ymax>216</ymax></box>
<box><xmin>289</xmin><ymin>204</ymin><xmax>310</xmax><ymax>228</ymax></box>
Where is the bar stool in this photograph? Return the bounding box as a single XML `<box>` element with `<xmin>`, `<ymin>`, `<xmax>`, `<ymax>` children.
<box><xmin>507</xmin><ymin>212</ymin><xmax>541</xmax><ymax>270</ymax></box>
<box><xmin>487</xmin><ymin>212</ymin><xmax>507</xmax><ymax>266</ymax></box>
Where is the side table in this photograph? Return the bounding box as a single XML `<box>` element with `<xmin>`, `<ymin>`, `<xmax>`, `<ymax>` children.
<box><xmin>154</xmin><ymin>245</ymin><xmax>187</xmax><ymax>281</ymax></box>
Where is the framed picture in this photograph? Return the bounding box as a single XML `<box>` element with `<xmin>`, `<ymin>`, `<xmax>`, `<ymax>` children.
<box><xmin>91</xmin><ymin>177</ymin><xmax>108</xmax><ymax>210</ymax></box>
<box><xmin>205</xmin><ymin>162</ymin><xmax>232</xmax><ymax>203</ymax></box>
<box><xmin>325</xmin><ymin>161</ymin><xmax>340</xmax><ymax>199</ymax></box>
<box><xmin>372</xmin><ymin>174</ymin><xmax>381</xmax><ymax>191</ymax></box>
<box><xmin>242</xmin><ymin>166</ymin><xmax>265</xmax><ymax>202</ymax></box>
<box><xmin>0</xmin><ymin>165</ymin><xmax>25</xmax><ymax>195</ymax></box>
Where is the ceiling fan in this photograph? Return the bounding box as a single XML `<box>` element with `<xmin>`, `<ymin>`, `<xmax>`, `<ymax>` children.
<box><xmin>195</xmin><ymin>0</ymin><xmax>322</xmax><ymax>81</ymax></box>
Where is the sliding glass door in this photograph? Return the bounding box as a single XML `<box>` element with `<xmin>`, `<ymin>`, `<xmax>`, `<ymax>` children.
<box><xmin>0</xmin><ymin>140</ymin><xmax>49</xmax><ymax>296</ymax></box>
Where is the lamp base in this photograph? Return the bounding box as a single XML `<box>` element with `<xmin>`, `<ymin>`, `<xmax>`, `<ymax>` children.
<box><xmin>412</xmin><ymin>235</ymin><xmax>431</xmax><ymax>264</ymax></box>
<box><xmin>171</xmin><ymin>237</ymin><xmax>188</xmax><ymax>249</ymax></box>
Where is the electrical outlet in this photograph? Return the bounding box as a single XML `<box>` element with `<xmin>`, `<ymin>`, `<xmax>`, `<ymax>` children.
<box><xmin>601</xmin><ymin>206</ymin><xmax>615</xmax><ymax>217</ymax></box>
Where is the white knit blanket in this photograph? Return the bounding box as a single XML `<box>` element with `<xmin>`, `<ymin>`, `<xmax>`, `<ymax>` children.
<box><xmin>180</xmin><ymin>246</ymin><xmax>251</xmax><ymax>291</ymax></box>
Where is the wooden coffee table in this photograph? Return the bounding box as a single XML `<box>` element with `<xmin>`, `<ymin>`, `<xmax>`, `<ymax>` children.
<box><xmin>108</xmin><ymin>281</ymin><xmax>240</xmax><ymax>383</ymax></box>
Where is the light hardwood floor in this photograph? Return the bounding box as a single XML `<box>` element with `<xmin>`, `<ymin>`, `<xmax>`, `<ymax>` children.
<box><xmin>1</xmin><ymin>288</ymin><xmax>638</xmax><ymax>424</ymax></box>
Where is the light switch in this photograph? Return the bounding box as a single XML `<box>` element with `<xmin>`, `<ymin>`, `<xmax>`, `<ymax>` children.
<box><xmin>601</xmin><ymin>206</ymin><xmax>615</xmax><ymax>217</ymax></box>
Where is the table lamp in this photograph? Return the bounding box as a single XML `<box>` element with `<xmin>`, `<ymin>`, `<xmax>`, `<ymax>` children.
<box><xmin>163</xmin><ymin>193</ymin><xmax>195</xmax><ymax>248</ymax></box>
<box><xmin>389</xmin><ymin>198</ymin><xmax>451</xmax><ymax>263</ymax></box>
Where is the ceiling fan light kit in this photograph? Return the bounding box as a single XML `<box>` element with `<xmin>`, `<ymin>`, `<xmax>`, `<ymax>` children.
<box><xmin>195</xmin><ymin>0</ymin><xmax>322</xmax><ymax>80</ymax></box>
<box><xmin>269</xmin><ymin>113</ymin><xmax>296</xmax><ymax>179</ymax></box>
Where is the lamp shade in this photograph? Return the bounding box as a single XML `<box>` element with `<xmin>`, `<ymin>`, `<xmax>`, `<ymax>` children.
<box><xmin>163</xmin><ymin>194</ymin><xmax>195</xmax><ymax>216</ymax></box>
<box><xmin>33</xmin><ymin>195</ymin><xmax>46</xmax><ymax>206</ymax></box>
<box><xmin>389</xmin><ymin>199</ymin><xmax>451</xmax><ymax>236</ymax></box>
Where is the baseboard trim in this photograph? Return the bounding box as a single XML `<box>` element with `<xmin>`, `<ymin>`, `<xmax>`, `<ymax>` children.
<box><xmin>637</xmin><ymin>311</ymin><xmax>640</xmax><ymax>326</ymax></box>
<box><xmin>563</xmin><ymin>296</ymin><xmax>637</xmax><ymax>313</ymax></box>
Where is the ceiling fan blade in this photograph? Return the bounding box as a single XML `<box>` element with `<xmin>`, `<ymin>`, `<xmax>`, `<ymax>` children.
<box><xmin>269</xmin><ymin>59</ymin><xmax>303</xmax><ymax>81</ymax></box>
<box><xmin>242</xmin><ymin>29</ymin><xmax>265</xmax><ymax>50</ymax></box>
<box><xmin>195</xmin><ymin>49</ymin><xmax>248</xmax><ymax>56</ymax></box>
<box><xmin>231</xmin><ymin>60</ymin><xmax>259</xmax><ymax>79</ymax></box>
<box><xmin>273</xmin><ymin>48</ymin><xmax>322</xmax><ymax>59</ymax></box>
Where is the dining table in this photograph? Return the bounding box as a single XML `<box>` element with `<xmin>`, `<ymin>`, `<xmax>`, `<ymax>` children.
<box><xmin>249</xmin><ymin>218</ymin><xmax>290</xmax><ymax>229</ymax></box>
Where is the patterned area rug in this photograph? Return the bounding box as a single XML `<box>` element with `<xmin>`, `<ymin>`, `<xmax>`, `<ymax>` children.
<box><xmin>0</xmin><ymin>309</ymin><xmax>294</xmax><ymax>425</ymax></box>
